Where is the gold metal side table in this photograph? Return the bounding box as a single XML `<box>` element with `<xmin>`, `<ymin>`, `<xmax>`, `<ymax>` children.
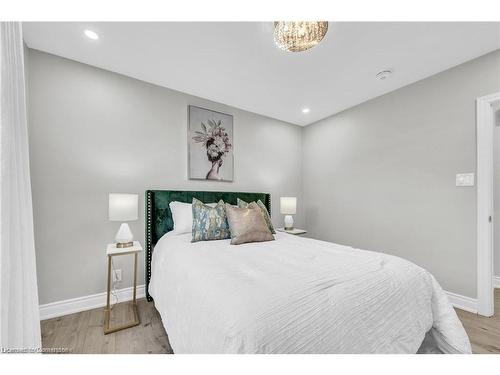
<box><xmin>104</xmin><ymin>241</ymin><xmax>143</xmax><ymax>335</ymax></box>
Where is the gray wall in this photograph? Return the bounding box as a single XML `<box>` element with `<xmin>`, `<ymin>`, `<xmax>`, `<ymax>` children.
<box><xmin>28</xmin><ymin>45</ymin><xmax>500</xmax><ymax>304</ymax></box>
<box><xmin>27</xmin><ymin>49</ymin><xmax>304</xmax><ymax>305</ymax></box>
<box><xmin>303</xmin><ymin>49</ymin><xmax>500</xmax><ymax>298</ymax></box>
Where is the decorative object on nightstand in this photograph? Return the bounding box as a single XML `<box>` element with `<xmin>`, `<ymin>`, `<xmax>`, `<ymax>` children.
<box><xmin>109</xmin><ymin>193</ymin><xmax>138</xmax><ymax>248</ymax></box>
<box><xmin>276</xmin><ymin>227</ymin><xmax>307</xmax><ymax>235</ymax></box>
<box><xmin>280</xmin><ymin>196</ymin><xmax>297</xmax><ymax>230</ymax></box>
<box><xmin>104</xmin><ymin>241</ymin><xmax>143</xmax><ymax>334</ymax></box>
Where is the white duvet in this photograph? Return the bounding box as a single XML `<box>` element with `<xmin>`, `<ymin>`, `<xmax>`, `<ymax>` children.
<box><xmin>149</xmin><ymin>232</ymin><xmax>471</xmax><ymax>354</ymax></box>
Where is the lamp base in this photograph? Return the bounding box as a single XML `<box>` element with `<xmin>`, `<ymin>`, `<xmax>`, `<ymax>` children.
<box><xmin>115</xmin><ymin>223</ymin><xmax>134</xmax><ymax>248</ymax></box>
<box><xmin>284</xmin><ymin>215</ymin><xmax>294</xmax><ymax>231</ymax></box>
<box><xmin>116</xmin><ymin>241</ymin><xmax>133</xmax><ymax>248</ymax></box>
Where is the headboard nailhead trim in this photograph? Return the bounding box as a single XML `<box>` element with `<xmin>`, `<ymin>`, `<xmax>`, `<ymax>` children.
<box><xmin>145</xmin><ymin>190</ymin><xmax>153</xmax><ymax>301</ymax></box>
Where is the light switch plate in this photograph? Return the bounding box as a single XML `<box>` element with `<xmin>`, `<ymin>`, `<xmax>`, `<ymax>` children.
<box><xmin>456</xmin><ymin>173</ymin><xmax>475</xmax><ymax>187</ymax></box>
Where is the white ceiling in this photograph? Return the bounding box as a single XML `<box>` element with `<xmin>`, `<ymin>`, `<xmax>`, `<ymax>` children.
<box><xmin>23</xmin><ymin>22</ymin><xmax>500</xmax><ymax>126</ymax></box>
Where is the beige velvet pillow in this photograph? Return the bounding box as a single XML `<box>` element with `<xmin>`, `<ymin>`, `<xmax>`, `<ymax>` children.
<box><xmin>237</xmin><ymin>198</ymin><xmax>276</xmax><ymax>234</ymax></box>
<box><xmin>225</xmin><ymin>202</ymin><xmax>274</xmax><ymax>245</ymax></box>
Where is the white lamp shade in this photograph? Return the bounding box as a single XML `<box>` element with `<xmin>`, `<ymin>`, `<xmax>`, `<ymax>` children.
<box><xmin>280</xmin><ymin>197</ymin><xmax>297</xmax><ymax>215</ymax></box>
<box><xmin>109</xmin><ymin>193</ymin><xmax>138</xmax><ymax>221</ymax></box>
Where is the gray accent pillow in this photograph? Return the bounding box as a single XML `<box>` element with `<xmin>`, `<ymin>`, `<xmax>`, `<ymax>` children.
<box><xmin>237</xmin><ymin>198</ymin><xmax>276</xmax><ymax>234</ymax></box>
<box><xmin>225</xmin><ymin>203</ymin><xmax>275</xmax><ymax>245</ymax></box>
<box><xmin>191</xmin><ymin>198</ymin><xmax>230</xmax><ymax>242</ymax></box>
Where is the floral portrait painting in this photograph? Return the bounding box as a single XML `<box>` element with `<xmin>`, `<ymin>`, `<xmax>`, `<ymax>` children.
<box><xmin>188</xmin><ymin>106</ymin><xmax>233</xmax><ymax>181</ymax></box>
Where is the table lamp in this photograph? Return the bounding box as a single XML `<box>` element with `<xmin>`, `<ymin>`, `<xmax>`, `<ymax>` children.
<box><xmin>280</xmin><ymin>197</ymin><xmax>297</xmax><ymax>230</ymax></box>
<box><xmin>109</xmin><ymin>193</ymin><xmax>138</xmax><ymax>248</ymax></box>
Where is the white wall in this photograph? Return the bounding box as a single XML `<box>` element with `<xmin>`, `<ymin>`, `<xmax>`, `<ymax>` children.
<box><xmin>303</xmin><ymin>49</ymin><xmax>500</xmax><ymax>298</ymax></box>
<box><xmin>27</xmin><ymin>49</ymin><xmax>304</xmax><ymax>305</ymax></box>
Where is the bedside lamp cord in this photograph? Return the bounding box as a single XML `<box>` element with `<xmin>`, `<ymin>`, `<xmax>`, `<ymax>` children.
<box><xmin>110</xmin><ymin>258</ymin><xmax>119</xmax><ymax>309</ymax></box>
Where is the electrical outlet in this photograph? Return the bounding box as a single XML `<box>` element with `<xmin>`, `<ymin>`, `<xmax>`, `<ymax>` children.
<box><xmin>112</xmin><ymin>269</ymin><xmax>122</xmax><ymax>283</ymax></box>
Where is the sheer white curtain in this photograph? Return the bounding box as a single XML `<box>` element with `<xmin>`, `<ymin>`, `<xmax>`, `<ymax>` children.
<box><xmin>0</xmin><ymin>22</ymin><xmax>41</xmax><ymax>351</ymax></box>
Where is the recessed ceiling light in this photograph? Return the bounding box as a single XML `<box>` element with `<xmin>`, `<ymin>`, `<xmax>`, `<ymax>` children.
<box><xmin>302</xmin><ymin>108</ymin><xmax>310</xmax><ymax>114</ymax></box>
<box><xmin>376</xmin><ymin>70</ymin><xmax>392</xmax><ymax>80</ymax></box>
<box><xmin>84</xmin><ymin>29</ymin><xmax>99</xmax><ymax>40</ymax></box>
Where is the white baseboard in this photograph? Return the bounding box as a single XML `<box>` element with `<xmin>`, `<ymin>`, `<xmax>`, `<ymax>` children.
<box><xmin>494</xmin><ymin>276</ymin><xmax>500</xmax><ymax>289</ymax></box>
<box><xmin>444</xmin><ymin>276</ymin><xmax>500</xmax><ymax>314</ymax></box>
<box><xmin>39</xmin><ymin>284</ymin><xmax>146</xmax><ymax>321</ymax></box>
<box><xmin>445</xmin><ymin>291</ymin><xmax>478</xmax><ymax>314</ymax></box>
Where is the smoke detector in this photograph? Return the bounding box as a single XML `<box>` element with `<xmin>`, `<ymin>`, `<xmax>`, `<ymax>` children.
<box><xmin>376</xmin><ymin>70</ymin><xmax>393</xmax><ymax>80</ymax></box>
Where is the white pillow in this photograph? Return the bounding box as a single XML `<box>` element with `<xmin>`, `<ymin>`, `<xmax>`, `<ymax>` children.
<box><xmin>169</xmin><ymin>201</ymin><xmax>218</xmax><ymax>235</ymax></box>
<box><xmin>169</xmin><ymin>201</ymin><xmax>193</xmax><ymax>235</ymax></box>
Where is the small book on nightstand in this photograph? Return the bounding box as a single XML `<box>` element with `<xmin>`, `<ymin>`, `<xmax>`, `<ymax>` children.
<box><xmin>276</xmin><ymin>228</ymin><xmax>307</xmax><ymax>235</ymax></box>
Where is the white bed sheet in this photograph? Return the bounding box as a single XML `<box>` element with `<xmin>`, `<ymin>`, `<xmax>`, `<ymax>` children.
<box><xmin>149</xmin><ymin>232</ymin><xmax>471</xmax><ymax>354</ymax></box>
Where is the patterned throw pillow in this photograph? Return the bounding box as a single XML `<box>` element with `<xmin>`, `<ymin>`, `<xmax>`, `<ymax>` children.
<box><xmin>237</xmin><ymin>198</ymin><xmax>276</xmax><ymax>234</ymax></box>
<box><xmin>191</xmin><ymin>198</ymin><xmax>230</xmax><ymax>242</ymax></box>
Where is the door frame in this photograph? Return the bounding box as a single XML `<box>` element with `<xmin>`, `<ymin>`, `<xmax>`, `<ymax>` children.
<box><xmin>476</xmin><ymin>91</ymin><xmax>500</xmax><ymax>317</ymax></box>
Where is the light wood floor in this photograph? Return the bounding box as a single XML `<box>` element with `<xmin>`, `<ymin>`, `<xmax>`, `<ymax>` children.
<box><xmin>454</xmin><ymin>288</ymin><xmax>500</xmax><ymax>354</ymax></box>
<box><xmin>41</xmin><ymin>290</ymin><xmax>500</xmax><ymax>354</ymax></box>
<box><xmin>41</xmin><ymin>299</ymin><xmax>172</xmax><ymax>353</ymax></box>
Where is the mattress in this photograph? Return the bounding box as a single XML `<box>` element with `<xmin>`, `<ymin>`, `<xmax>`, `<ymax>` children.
<box><xmin>149</xmin><ymin>232</ymin><xmax>471</xmax><ymax>354</ymax></box>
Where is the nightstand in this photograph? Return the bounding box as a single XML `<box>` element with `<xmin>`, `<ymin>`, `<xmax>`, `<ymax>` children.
<box><xmin>276</xmin><ymin>228</ymin><xmax>307</xmax><ymax>235</ymax></box>
<box><xmin>104</xmin><ymin>241</ymin><xmax>143</xmax><ymax>334</ymax></box>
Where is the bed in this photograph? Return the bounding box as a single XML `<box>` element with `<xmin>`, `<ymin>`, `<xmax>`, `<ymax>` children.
<box><xmin>146</xmin><ymin>190</ymin><xmax>471</xmax><ymax>354</ymax></box>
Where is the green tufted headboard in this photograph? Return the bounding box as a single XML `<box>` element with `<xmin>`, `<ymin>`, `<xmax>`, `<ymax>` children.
<box><xmin>145</xmin><ymin>190</ymin><xmax>271</xmax><ymax>301</ymax></box>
